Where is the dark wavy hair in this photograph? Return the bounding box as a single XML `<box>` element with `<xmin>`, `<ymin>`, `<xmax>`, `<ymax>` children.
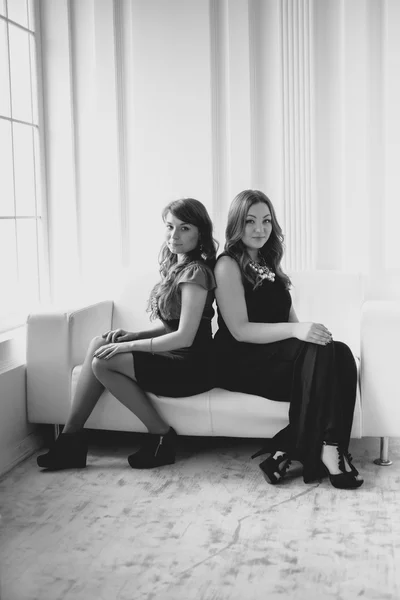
<box><xmin>224</xmin><ymin>190</ymin><xmax>291</xmax><ymax>290</ymax></box>
<box><xmin>148</xmin><ymin>198</ymin><xmax>218</xmax><ymax>320</ymax></box>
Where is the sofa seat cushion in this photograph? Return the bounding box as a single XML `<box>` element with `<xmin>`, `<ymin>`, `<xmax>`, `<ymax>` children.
<box><xmin>71</xmin><ymin>362</ymin><xmax>361</xmax><ymax>438</ymax></box>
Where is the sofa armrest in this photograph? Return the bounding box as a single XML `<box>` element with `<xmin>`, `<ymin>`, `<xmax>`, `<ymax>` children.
<box><xmin>26</xmin><ymin>300</ymin><xmax>113</xmax><ymax>425</ymax></box>
<box><xmin>360</xmin><ymin>300</ymin><xmax>400</xmax><ymax>436</ymax></box>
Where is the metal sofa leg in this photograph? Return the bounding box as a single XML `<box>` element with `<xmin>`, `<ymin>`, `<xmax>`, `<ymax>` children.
<box><xmin>374</xmin><ymin>437</ymin><xmax>393</xmax><ymax>466</ymax></box>
<box><xmin>54</xmin><ymin>424</ymin><xmax>60</xmax><ymax>440</ymax></box>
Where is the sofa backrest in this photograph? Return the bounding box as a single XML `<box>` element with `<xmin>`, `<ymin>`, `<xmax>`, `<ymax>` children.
<box><xmin>289</xmin><ymin>271</ymin><xmax>364</xmax><ymax>355</ymax></box>
<box><xmin>112</xmin><ymin>269</ymin><xmax>364</xmax><ymax>356</ymax></box>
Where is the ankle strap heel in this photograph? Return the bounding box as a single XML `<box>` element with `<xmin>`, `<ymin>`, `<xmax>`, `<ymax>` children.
<box><xmin>258</xmin><ymin>451</ymin><xmax>292</xmax><ymax>485</ymax></box>
<box><xmin>322</xmin><ymin>441</ymin><xmax>363</xmax><ymax>489</ymax></box>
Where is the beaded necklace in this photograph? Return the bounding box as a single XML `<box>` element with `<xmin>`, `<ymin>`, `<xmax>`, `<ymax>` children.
<box><xmin>248</xmin><ymin>256</ymin><xmax>276</xmax><ymax>282</ymax></box>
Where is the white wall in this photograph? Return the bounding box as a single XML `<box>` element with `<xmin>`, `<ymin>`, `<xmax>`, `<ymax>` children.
<box><xmin>0</xmin><ymin>331</ymin><xmax>42</xmax><ymax>477</ymax></box>
<box><xmin>37</xmin><ymin>0</ymin><xmax>400</xmax><ymax>307</ymax></box>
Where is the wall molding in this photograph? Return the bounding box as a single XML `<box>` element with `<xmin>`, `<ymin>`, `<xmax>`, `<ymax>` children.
<box><xmin>113</xmin><ymin>0</ymin><xmax>130</xmax><ymax>267</ymax></box>
<box><xmin>280</xmin><ymin>0</ymin><xmax>314</xmax><ymax>271</ymax></box>
<box><xmin>0</xmin><ymin>429</ymin><xmax>43</xmax><ymax>479</ymax></box>
<box><xmin>209</xmin><ymin>0</ymin><xmax>229</xmax><ymax>241</ymax></box>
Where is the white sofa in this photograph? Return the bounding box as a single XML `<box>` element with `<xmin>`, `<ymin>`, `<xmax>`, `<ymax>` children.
<box><xmin>26</xmin><ymin>271</ymin><xmax>400</xmax><ymax>463</ymax></box>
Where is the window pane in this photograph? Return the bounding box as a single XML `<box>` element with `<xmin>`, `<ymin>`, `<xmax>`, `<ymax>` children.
<box><xmin>27</xmin><ymin>0</ymin><xmax>35</xmax><ymax>31</ymax></box>
<box><xmin>29</xmin><ymin>34</ymin><xmax>38</xmax><ymax>124</ymax></box>
<box><xmin>35</xmin><ymin>217</ymin><xmax>46</xmax><ymax>298</ymax></box>
<box><xmin>33</xmin><ymin>127</ymin><xmax>42</xmax><ymax>216</ymax></box>
<box><xmin>16</xmin><ymin>218</ymin><xmax>39</xmax><ymax>302</ymax></box>
<box><xmin>0</xmin><ymin>119</ymin><xmax>15</xmax><ymax>216</ymax></box>
<box><xmin>0</xmin><ymin>1</ymin><xmax>6</xmax><ymax>17</ymax></box>
<box><xmin>13</xmin><ymin>121</ymin><xmax>36</xmax><ymax>216</ymax></box>
<box><xmin>0</xmin><ymin>20</ymin><xmax>11</xmax><ymax>117</ymax></box>
<box><xmin>0</xmin><ymin>220</ymin><xmax>18</xmax><ymax>313</ymax></box>
<box><xmin>9</xmin><ymin>23</ymin><xmax>32</xmax><ymax>122</ymax></box>
<box><xmin>7</xmin><ymin>0</ymin><xmax>28</xmax><ymax>29</ymax></box>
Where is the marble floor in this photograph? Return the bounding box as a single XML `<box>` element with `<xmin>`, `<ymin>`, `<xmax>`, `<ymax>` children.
<box><xmin>0</xmin><ymin>434</ymin><xmax>399</xmax><ymax>600</ymax></box>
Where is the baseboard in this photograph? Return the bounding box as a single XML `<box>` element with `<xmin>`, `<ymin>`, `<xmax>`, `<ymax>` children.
<box><xmin>0</xmin><ymin>429</ymin><xmax>44</xmax><ymax>479</ymax></box>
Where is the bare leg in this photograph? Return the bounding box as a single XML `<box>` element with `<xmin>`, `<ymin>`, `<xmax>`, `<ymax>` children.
<box><xmin>321</xmin><ymin>443</ymin><xmax>363</xmax><ymax>481</ymax></box>
<box><xmin>63</xmin><ymin>336</ymin><xmax>107</xmax><ymax>433</ymax></box>
<box><xmin>92</xmin><ymin>354</ymin><xmax>170</xmax><ymax>434</ymax></box>
<box><xmin>321</xmin><ymin>444</ymin><xmax>345</xmax><ymax>474</ymax></box>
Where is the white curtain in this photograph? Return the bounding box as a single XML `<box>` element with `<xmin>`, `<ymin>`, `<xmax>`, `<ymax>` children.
<box><xmin>39</xmin><ymin>0</ymin><xmax>400</xmax><ymax>304</ymax></box>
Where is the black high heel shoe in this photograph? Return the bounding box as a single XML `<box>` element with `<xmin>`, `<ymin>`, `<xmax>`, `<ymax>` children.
<box><xmin>37</xmin><ymin>430</ymin><xmax>88</xmax><ymax>470</ymax></box>
<box><xmin>259</xmin><ymin>452</ymin><xmax>292</xmax><ymax>485</ymax></box>
<box><xmin>252</xmin><ymin>447</ymin><xmax>292</xmax><ymax>485</ymax></box>
<box><xmin>128</xmin><ymin>427</ymin><xmax>177</xmax><ymax>469</ymax></box>
<box><xmin>321</xmin><ymin>441</ymin><xmax>364</xmax><ymax>489</ymax></box>
<box><xmin>343</xmin><ymin>449</ymin><xmax>363</xmax><ymax>480</ymax></box>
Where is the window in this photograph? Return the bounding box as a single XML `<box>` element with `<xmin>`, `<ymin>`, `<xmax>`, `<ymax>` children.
<box><xmin>0</xmin><ymin>0</ymin><xmax>46</xmax><ymax>333</ymax></box>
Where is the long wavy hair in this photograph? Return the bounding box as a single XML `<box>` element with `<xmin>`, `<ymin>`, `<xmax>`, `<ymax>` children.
<box><xmin>224</xmin><ymin>190</ymin><xmax>291</xmax><ymax>290</ymax></box>
<box><xmin>148</xmin><ymin>198</ymin><xmax>218</xmax><ymax>320</ymax></box>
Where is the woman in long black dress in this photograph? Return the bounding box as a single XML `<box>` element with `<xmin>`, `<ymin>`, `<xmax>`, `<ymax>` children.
<box><xmin>214</xmin><ymin>190</ymin><xmax>363</xmax><ymax>489</ymax></box>
<box><xmin>37</xmin><ymin>198</ymin><xmax>218</xmax><ymax>471</ymax></box>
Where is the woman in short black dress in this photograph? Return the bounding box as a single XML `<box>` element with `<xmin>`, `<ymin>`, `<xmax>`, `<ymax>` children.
<box><xmin>37</xmin><ymin>198</ymin><xmax>218</xmax><ymax>471</ymax></box>
<box><xmin>214</xmin><ymin>190</ymin><xmax>363</xmax><ymax>489</ymax></box>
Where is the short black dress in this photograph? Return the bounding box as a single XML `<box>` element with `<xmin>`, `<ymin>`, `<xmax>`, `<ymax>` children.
<box><xmin>214</xmin><ymin>254</ymin><xmax>357</xmax><ymax>482</ymax></box>
<box><xmin>133</xmin><ymin>261</ymin><xmax>216</xmax><ymax>398</ymax></box>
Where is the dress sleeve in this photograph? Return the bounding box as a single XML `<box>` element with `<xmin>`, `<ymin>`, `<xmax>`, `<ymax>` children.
<box><xmin>178</xmin><ymin>262</ymin><xmax>216</xmax><ymax>291</ymax></box>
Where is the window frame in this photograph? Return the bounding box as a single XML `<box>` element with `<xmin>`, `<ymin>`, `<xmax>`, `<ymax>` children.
<box><xmin>0</xmin><ymin>0</ymin><xmax>49</xmax><ymax>334</ymax></box>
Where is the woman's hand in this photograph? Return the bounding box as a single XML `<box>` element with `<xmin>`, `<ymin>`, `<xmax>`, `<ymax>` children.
<box><xmin>102</xmin><ymin>328</ymin><xmax>134</xmax><ymax>343</ymax></box>
<box><xmin>293</xmin><ymin>322</ymin><xmax>332</xmax><ymax>345</ymax></box>
<box><xmin>94</xmin><ymin>342</ymin><xmax>132</xmax><ymax>360</ymax></box>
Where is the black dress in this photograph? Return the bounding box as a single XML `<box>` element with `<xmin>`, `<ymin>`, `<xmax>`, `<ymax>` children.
<box><xmin>214</xmin><ymin>254</ymin><xmax>357</xmax><ymax>483</ymax></box>
<box><xmin>133</xmin><ymin>261</ymin><xmax>216</xmax><ymax>398</ymax></box>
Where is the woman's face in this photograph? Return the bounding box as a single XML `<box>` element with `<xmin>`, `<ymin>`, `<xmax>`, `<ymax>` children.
<box><xmin>164</xmin><ymin>212</ymin><xmax>200</xmax><ymax>255</ymax></box>
<box><xmin>241</xmin><ymin>202</ymin><xmax>272</xmax><ymax>254</ymax></box>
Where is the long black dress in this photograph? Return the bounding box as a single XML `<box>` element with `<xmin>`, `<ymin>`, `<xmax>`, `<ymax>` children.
<box><xmin>133</xmin><ymin>261</ymin><xmax>216</xmax><ymax>398</ymax></box>
<box><xmin>214</xmin><ymin>254</ymin><xmax>357</xmax><ymax>483</ymax></box>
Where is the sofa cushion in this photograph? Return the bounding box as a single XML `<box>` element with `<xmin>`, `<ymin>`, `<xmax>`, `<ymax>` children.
<box><xmin>71</xmin><ymin>360</ymin><xmax>362</xmax><ymax>438</ymax></box>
